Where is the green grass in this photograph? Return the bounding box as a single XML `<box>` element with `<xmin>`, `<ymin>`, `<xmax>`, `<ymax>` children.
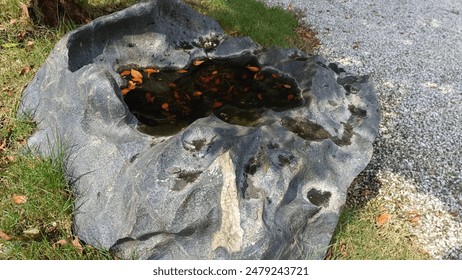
<box><xmin>327</xmin><ymin>205</ymin><xmax>429</xmax><ymax>260</ymax></box>
<box><xmin>0</xmin><ymin>0</ymin><xmax>427</xmax><ymax>260</ymax></box>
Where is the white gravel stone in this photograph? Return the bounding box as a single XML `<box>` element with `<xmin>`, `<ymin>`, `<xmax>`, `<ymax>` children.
<box><xmin>260</xmin><ymin>0</ymin><xmax>462</xmax><ymax>259</ymax></box>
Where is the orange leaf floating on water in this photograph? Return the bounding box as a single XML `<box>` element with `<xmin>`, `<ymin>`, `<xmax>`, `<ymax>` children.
<box><xmin>211</xmin><ymin>70</ymin><xmax>218</xmax><ymax>75</ymax></box>
<box><xmin>246</xmin><ymin>66</ymin><xmax>260</xmax><ymax>72</ymax></box>
<box><xmin>192</xmin><ymin>91</ymin><xmax>203</xmax><ymax>97</ymax></box>
<box><xmin>254</xmin><ymin>73</ymin><xmax>264</xmax><ymax>80</ymax></box>
<box><xmin>212</xmin><ymin>101</ymin><xmax>223</xmax><ymax>108</ymax></box>
<box><xmin>272</xmin><ymin>73</ymin><xmax>280</xmax><ymax>79</ymax></box>
<box><xmin>168</xmin><ymin>82</ymin><xmax>177</xmax><ymax>88</ymax></box>
<box><xmin>128</xmin><ymin>80</ymin><xmax>136</xmax><ymax>90</ymax></box>
<box><xmin>120</xmin><ymin>70</ymin><xmax>131</xmax><ymax>76</ymax></box>
<box><xmin>193</xmin><ymin>60</ymin><xmax>205</xmax><ymax>66</ymax></box>
<box><xmin>177</xmin><ymin>69</ymin><xmax>188</xmax><ymax>73</ymax></box>
<box><xmin>121</xmin><ymin>88</ymin><xmax>131</xmax><ymax>95</ymax></box>
<box><xmin>144</xmin><ymin>68</ymin><xmax>159</xmax><ymax>77</ymax></box>
<box><xmin>376</xmin><ymin>213</ymin><xmax>391</xmax><ymax>227</ymax></box>
<box><xmin>283</xmin><ymin>84</ymin><xmax>292</xmax><ymax>89</ymax></box>
<box><xmin>13</xmin><ymin>195</ymin><xmax>27</xmax><ymax>205</ymax></box>
<box><xmin>145</xmin><ymin>92</ymin><xmax>155</xmax><ymax>103</ymax></box>
<box><xmin>287</xmin><ymin>94</ymin><xmax>294</xmax><ymax>101</ymax></box>
<box><xmin>161</xmin><ymin>103</ymin><xmax>169</xmax><ymax>111</ymax></box>
<box><xmin>132</xmin><ymin>76</ymin><xmax>143</xmax><ymax>84</ymax></box>
<box><xmin>131</xmin><ymin>69</ymin><xmax>143</xmax><ymax>79</ymax></box>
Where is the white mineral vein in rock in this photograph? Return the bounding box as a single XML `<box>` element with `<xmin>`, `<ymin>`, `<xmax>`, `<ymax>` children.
<box><xmin>211</xmin><ymin>151</ymin><xmax>244</xmax><ymax>253</ymax></box>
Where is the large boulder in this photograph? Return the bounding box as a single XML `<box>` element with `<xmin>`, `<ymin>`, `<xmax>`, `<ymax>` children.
<box><xmin>18</xmin><ymin>0</ymin><xmax>380</xmax><ymax>259</ymax></box>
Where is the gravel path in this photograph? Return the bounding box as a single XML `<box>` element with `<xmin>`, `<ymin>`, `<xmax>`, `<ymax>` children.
<box><xmin>261</xmin><ymin>0</ymin><xmax>462</xmax><ymax>259</ymax></box>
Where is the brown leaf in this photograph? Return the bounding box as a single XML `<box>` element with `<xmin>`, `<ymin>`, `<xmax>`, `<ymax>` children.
<box><xmin>193</xmin><ymin>60</ymin><xmax>205</xmax><ymax>66</ymax></box>
<box><xmin>0</xmin><ymin>138</ymin><xmax>6</xmax><ymax>150</ymax></box>
<box><xmin>271</xmin><ymin>73</ymin><xmax>280</xmax><ymax>79</ymax></box>
<box><xmin>246</xmin><ymin>66</ymin><xmax>260</xmax><ymax>72</ymax></box>
<box><xmin>144</xmin><ymin>68</ymin><xmax>159</xmax><ymax>77</ymax></box>
<box><xmin>283</xmin><ymin>84</ymin><xmax>292</xmax><ymax>89</ymax></box>
<box><xmin>20</xmin><ymin>66</ymin><xmax>31</xmax><ymax>76</ymax></box>
<box><xmin>168</xmin><ymin>82</ymin><xmax>177</xmax><ymax>89</ymax></box>
<box><xmin>161</xmin><ymin>103</ymin><xmax>169</xmax><ymax>111</ymax></box>
<box><xmin>72</xmin><ymin>236</ymin><xmax>83</xmax><ymax>254</ymax></box>
<box><xmin>254</xmin><ymin>73</ymin><xmax>265</xmax><ymax>80</ymax></box>
<box><xmin>53</xmin><ymin>239</ymin><xmax>68</xmax><ymax>248</ymax></box>
<box><xmin>192</xmin><ymin>91</ymin><xmax>203</xmax><ymax>97</ymax></box>
<box><xmin>0</xmin><ymin>229</ymin><xmax>12</xmax><ymax>241</ymax></box>
<box><xmin>120</xmin><ymin>70</ymin><xmax>131</xmax><ymax>76</ymax></box>
<box><xmin>145</xmin><ymin>92</ymin><xmax>155</xmax><ymax>103</ymax></box>
<box><xmin>376</xmin><ymin>213</ymin><xmax>391</xmax><ymax>227</ymax></box>
<box><xmin>130</xmin><ymin>69</ymin><xmax>143</xmax><ymax>79</ymax></box>
<box><xmin>131</xmin><ymin>76</ymin><xmax>143</xmax><ymax>84</ymax></box>
<box><xmin>212</xmin><ymin>101</ymin><xmax>223</xmax><ymax>109</ymax></box>
<box><xmin>127</xmin><ymin>80</ymin><xmax>136</xmax><ymax>90</ymax></box>
<box><xmin>20</xmin><ymin>3</ymin><xmax>30</xmax><ymax>19</ymax></box>
<box><xmin>407</xmin><ymin>210</ymin><xmax>420</xmax><ymax>224</ymax></box>
<box><xmin>287</xmin><ymin>94</ymin><xmax>295</xmax><ymax>101</ymax></box>
<box><xmin>121</xmin><ymin>88</ymin><xmax>130</xmax><ymax>95</ymax></box>
<box><xmin>13</xmin><ymin>195</ymin><xmax>28</xmax><ymax>205</ymax></box>
<box><xmin>177</xmin><ymin>69</ymin><xmax>188</xmax><ymax>73</ymax></box>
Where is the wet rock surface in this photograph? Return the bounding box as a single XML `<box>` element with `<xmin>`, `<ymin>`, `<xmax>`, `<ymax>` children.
<box><xmin>18</xmin><ymin>0</ymin><xmax>380</xmax><ymax>259</ymax></box>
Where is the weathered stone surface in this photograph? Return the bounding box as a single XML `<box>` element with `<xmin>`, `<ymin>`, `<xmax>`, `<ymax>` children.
<box><xmin>18</xmin><ymin>0</ymin><xmax>380</xmax><ymax>259</ymax></box>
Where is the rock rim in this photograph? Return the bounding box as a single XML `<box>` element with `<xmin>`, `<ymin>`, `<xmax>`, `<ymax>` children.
<box><xmin>18</xmin><ymin>0</ymin><xmax>380</xmax><ymax>259</ymax></box>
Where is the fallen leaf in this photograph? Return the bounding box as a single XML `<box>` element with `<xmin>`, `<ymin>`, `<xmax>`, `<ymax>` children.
<box><xmin>0</xmin><ymin>229</ymin><xmax>11</xmax><ymax>241</ymax></box>
<box><xmin>211</xmin><ymin>70</ymin><xmax>218</xmax><ymax>75</ymax></box>
<box><xmin>376</xmin><ymin>213</ymin><xmax>391</xmax><ymax>227</ymax></box>
<box><xmin>254</xmin><ymin>73</ymin><xmax>265</xmax><ymax>80</ymax></box>
<box><xmin>257</xmin><ymin>93</ymin><xmax>263</xmax><ymax>100</ymax></box>
<box><xmin>53</xmin><ymin>239</ymin><xmax>68</xmax><ymax>247</ymax></box>
<box><xmin>161</xmin><ymin>103</ymin><xmax>169</xmax><ymax>111</ymax></box>
<box><xmin>72</xmin><ymin>236</ymin><xmax>83</xmax><ymax>253</ymax></box>
<box><xmin>193</xmin><ymin>60</ymin><xmax>205</xmax><ymax>66</ymax></box>
<box><xmin>27</xmin><ymin>40</ymin><xmax>34</xmax><ymax>47</ymax></box>
<box><xmin>168</xmin><ymin>82</ymin><xmax>177</xmax><ymax>88</ymax></box>
<box><xmin>23</xmin><ymin>228</ymin><xmax>40</xmax><ymax>236</ymax></box>
<box><xmin>271</xmin><ymin>73</ymin><xmax>280</xmax><ymax>79</ymax></box>
<box><xmin>339</xmin><ymin>242</ymin><xmax>348</xmax><ymax>257</ymax></box>
<box><xmin>287</xmin><ymin>94</ymin><xmax>294</xmax><ymax>101</ymax></box>
<box><xmin>407</xmin><ymin>210</ymin><xmax>420</xmax><ymax>224</ymax></box>
<box><xmin>121</xmin><ymin>88</ymin><xmax>130</xmax><ymax>95</ymax></box>
<box><xmin>127</xmin><ymin>80</ymin><xmax>136</xmax><ymax>90</ymax></box>
<box><xmin>192</xmin><ymin>91</ymin><xmax>203</xmax><ymax>97</ymax></box>
<box><xmin>131</xmin><ymin>69</ymin><xmax>143</xmax><ymax>79</ymax></box>
<box><xmin>120</xmin><ymin>70</ymin><xmax>131</xmax><ymax>76</ymax></box>
<box><xmin>13</xmin><ymin>195</ymin><xmax>27</xmax><ymax>205</ymax></box>
<box><xmin>144</xmin><ymin>68</ymin><xmax>159</xmax><ymax>77</ymax></box>
<box><xmin>246</xmin><ymin>66</ymin><xmax>260</xmax><ymax>72</ymax></box>
<box><xmin>177</xmin><ymin>69</ymin><xmax>188</xmax><ymax>73</ymax></box>
<box><xmin>145</xmin><ymin>92</ymin><xmax>155</xmax><ymax>103</ymax></box>
<box><xmin>212</xmin><ymin>101</ymin><xmax>223</xmax><ymax>108</ymax></box>
<box><xmin>20</xmin><ymin>3</ymin><xmax>30</xmax><ymax>19</ymax></box>
<box><xmin>20</xmin><ymin>66</ymin><xmax>30</xmax><ymax>76</ymax></box>
<box><xmin>131</xmin><ymin>76</ymin><xmax>143</xmax><ymax>84</ymax></box>
<box><xmin>0</xmin><ymin>138</ymin><xmax>6</xmax><ymax>150</ymax></box>
<box><xmin>283</xmin><ymin>84</ymin><xmax>292</xmax><ymax>89</ymax></box>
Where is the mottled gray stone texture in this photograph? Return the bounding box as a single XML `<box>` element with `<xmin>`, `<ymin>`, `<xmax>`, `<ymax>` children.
<box><xmin>18</xmin><ymin>0</ymin><xmax>380</xmax><ymax>259</ymax></box>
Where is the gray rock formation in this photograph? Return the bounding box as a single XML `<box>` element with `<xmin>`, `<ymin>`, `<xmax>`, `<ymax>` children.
<box><xmin>18</xmin><ymin>0</ymin><xmax>380</xmax><ymax>259</ymax></box>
